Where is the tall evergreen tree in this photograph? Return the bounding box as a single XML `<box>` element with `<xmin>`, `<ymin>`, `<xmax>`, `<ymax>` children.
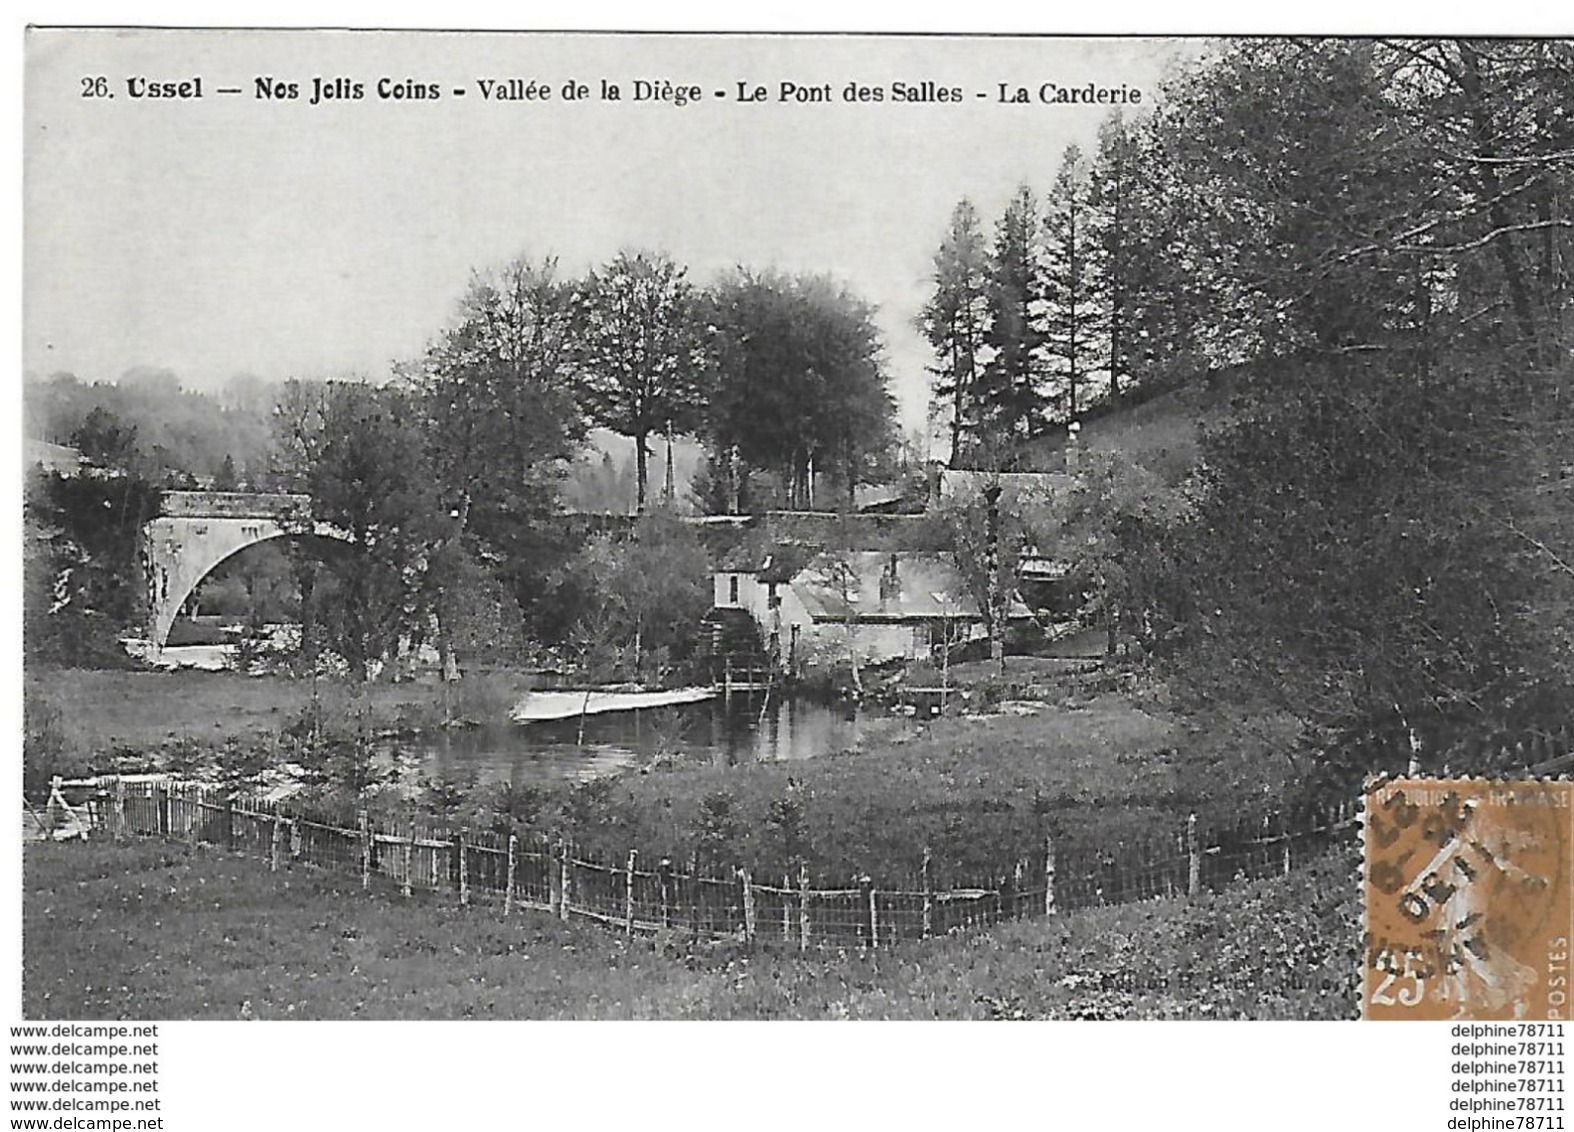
<box><xmin>1042</xmin><ymin>145</ymin><xmax>1096</xmax><ymax>422</ymax></box>
<box><xmin>980</xmin><ymin>184</ymin><xmax>1049</xmax><ymax>456</ymax></box>
<box><xmin>1088</xmin><ymin>113</ymin><xmax>1139</xmax><ymax>403</ymax></box>
<box><xmin>919</xmin><ymin>198</ymin><xmax>991</xmax><ymax>467</ymax></box>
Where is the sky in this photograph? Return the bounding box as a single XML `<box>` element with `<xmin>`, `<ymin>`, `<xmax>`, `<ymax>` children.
<box><xmin>24</xmin><ymin>31</ymin><xmax>1193</xmax><ymax>435</ymax></box>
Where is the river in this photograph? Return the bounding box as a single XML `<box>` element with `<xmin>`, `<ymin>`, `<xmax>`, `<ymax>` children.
<box><xmin>410</xmin><ymin>693</ymin><xmax>912</xmax><ymax>788</ymax></box>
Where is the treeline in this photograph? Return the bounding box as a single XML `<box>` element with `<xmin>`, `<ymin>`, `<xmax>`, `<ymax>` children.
<box><xmin>272</xmin><ymin>254</ymin><xmax>896</xmax><ymax>680</ymax></box>
<box><xmin>25</xmin><ymin>367</ymin><xmax>278</xmax><ymax>487</ymax></box>
<box><xmin>922</xmin><ymin>40</ymin><xmax>1572</xmax><ymax>465</ymax></box>
<box><xmin>25</xmin><ymin>253</ymin><xmax>898</xmax><ymax>678</ymax></box>
<box><xmin>950</xmin><ymin>39</ymin><xmax>1573</xmax><ymax>773</ymax></box>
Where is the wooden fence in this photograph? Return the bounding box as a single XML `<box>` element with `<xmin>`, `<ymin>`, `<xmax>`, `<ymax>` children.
<box><xmin>62</xmin><ymin>776</ymin><xmax>1358</xmax><ymax>950</ymax></box>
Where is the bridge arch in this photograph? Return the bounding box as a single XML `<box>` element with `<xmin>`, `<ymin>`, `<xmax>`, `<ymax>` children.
<box><xmin>139</xmin><ymin>491</ymin><xmax>351</xmax><ymax>652</ymax></box>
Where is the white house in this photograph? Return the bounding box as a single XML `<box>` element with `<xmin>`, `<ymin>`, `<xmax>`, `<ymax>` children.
<box><xmin>713</xmin><ymin>546</ymin><xmax>1029</xmax><ymax>673</ymax></box>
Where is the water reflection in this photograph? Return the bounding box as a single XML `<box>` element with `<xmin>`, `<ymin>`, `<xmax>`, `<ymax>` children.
<box><xmin>416</xmin><ymin>693</ymin><xmax>900</xmax><ymax>788</ymax></box>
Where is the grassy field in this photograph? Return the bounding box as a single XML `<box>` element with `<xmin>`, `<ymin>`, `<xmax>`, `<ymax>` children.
<box><xmin>22</xmin><ymin>838</ymin><xmax>1358</xmax><ymax>1020</ymax></box>
<box><xmin>33</xmin><ymin>668</ymin><xmax>423</xmax><ymax>753</ymax></box>
<box><xmin>566</xmin><ymin>695</ymin><xmax>1176</xmax><ymax>881</ymax></box>
<box><xmin>26</xmin><ymin>666</ymin><xmax>528</xmax><ymax>764</ymax></box>
<box><xmin>543</xmin><ymin>691</ymin><xmax>1303</xmax><ymax>887</ymax></box>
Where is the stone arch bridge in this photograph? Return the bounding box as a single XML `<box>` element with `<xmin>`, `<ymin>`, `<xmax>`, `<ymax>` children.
<box><xmin>139</xmin><ymin>491</ymin><xmax>347</xmax><ymax>653</ymax></box>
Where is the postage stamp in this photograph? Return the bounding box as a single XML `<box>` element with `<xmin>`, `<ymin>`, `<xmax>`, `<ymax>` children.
<box><xmin>1363</xmin><ymin>778</ymin><xmax>1572</xmax><ymax>1020</ymax></box>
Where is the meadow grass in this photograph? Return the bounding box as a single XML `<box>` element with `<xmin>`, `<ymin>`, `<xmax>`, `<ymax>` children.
<box><xmin>558</xmin><ymin>693</ymin><xmax>1297</xmax><ymax>886</ymax></box>
<box><xmin>25</xmin><ymin>666</ymin><xmax>512</xmax><ymax>766</ymax></box>
<box><xmin>23</xmin><ymin>838</ymin><xmax>1357</xmax><ymax>1020</ymax></box>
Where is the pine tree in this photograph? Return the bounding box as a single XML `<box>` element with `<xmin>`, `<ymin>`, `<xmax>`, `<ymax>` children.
<box><xmin>980</xmin><ymin>184</ymin><xmax>1048</xmax><ymax>456</ymax></box>
<box><xmin>1088</xmin><ymin>113</ymin><xmax>1139</xmax><ymax>404</ymax></box>
<box><xmin>1042</xmin><ymin>145</ymin><xmax>1096</xmax><ymax>423</ymax></box>
<box><xmin>919</xmin><ymin>198</ymin><xmax>991</xmax><ymax>467</ymax></box>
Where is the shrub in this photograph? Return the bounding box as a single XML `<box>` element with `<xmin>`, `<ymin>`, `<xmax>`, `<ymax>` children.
<box><xmin>23</xmin><ymin>680</ymin><xmax>87</xmax><ymax>800</ymax></box>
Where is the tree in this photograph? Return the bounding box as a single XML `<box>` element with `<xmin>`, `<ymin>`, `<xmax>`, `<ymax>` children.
<box><xmin>979</xmin><ymin>184</ymin><xmax>1049</xmax><ymax>453</ymax></box>
<box><xmin>1170</xmin><ymin>355</ymin><xmax>1555</xmax><ymax>763</ymax></box>
<box><xmin>70</xmin><ymin>405</ymin><xmax>140</xmax><ymax>472</ymax></box>
<box><xmin>1087</xmin><ymin>112</ymin><xmax>1140</xmax><ymax>403</ymax></box>
<box><xmin>278</xmin><ymin>380</ymin><xmax>437</xmax><ymax>681</ymax></box>
<box><xmin>1046</xmin><ymin>450</ymin><xmax>1192</xmax><ymax>657</ymax></box>
<box><xmin>570</xmin><ymin>513</ymin><xmax>712</xmax><ymax>681</ymax></box>
<box><xmin>24</xmin><ymin>466</ymin><xmax>162</xmax><ymax>663</ymax></box>
<box><xmin>1071</xmin><ymin>38</ymin><xmax>1572</xmax><ymax>774</ymax></box>
<box><xmin>920</xmin><ymin>198</ymin><xmax>992</xmax><ymax>466</ymax></box>
<box><xmin>410</xmin><ymin>254</ymin><xmax>585</xmax><ymax>665</ymax></box>
<box><xmin>1373</xmin><ymin>39</ymin><xmax>1574</xmax><ymax>367</ymax></box>
<box><xmin>706</xmin><ymin>270</ymin><xmax>894</xmax><ymax>510</ymax></box>
<box><xmin>1042</xmin><ymin>145</ymin><xmax>1096</xmax><ymax>422</ymax></box>
<box><xmin>926</xmin><ymin>477</ymin><xmax>1053</xmax><ymax>670</ymax></box>
<box><xmin>575</xmin><ymin>250</ymin><xmax>710</xmax><ymax>511</ymax></box>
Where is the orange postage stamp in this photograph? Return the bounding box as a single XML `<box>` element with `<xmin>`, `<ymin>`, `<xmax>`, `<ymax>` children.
<box><xmin>1363</xmin><ymin>778</ymin><xmax>1572</xmax><ymax>1020</ymax></box>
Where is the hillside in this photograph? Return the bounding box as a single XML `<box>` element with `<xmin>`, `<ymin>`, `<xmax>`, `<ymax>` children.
<box><xmin>1080</xmin><ymin>379</ymin><xmax>1230</xmax><ymax>482</ymax></box>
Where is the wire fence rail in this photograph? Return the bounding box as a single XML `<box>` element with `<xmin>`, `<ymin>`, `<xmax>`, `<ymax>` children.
<box><xmin>43</xmin><ymin>774</ymin><xmax>1359</xmax><ymax>950</ymax></box>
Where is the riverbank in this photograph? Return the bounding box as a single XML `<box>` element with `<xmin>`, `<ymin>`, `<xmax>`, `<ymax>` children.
<box><xmin>22</xmin><ymin>838</ymin><xmax>1356</xmax><ymax>1019</ymax></box>
<box><xmin>29</xmin><ymin>663</ymin><xmax>1305</xmax><ymax>890</ymax></box>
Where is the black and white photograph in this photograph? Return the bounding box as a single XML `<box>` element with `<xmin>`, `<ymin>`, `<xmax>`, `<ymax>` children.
<box><xmin>17</xmin><ymin>22</ymin><xmax>1573</xmax><ymax>1046</ymax></box>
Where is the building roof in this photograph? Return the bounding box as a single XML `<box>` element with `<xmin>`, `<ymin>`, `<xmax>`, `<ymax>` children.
<box><xmin>25</xmin><ymin>439</ymin><xmax>83</xmax><ymax>474</ymax></box>
<box><xmin>715</xmin><ymin>539</ymin><xmax>820</xmax><ymax>580</ymax></box>
<box><xmin>936</xmin><ymin>469</ymin><xmax>1074</xmax><ymax>503</ymax></box>
<box><xmin>790</xmin><ymin>551</ymin><xmax>1029</xmax><ymax>623</ymax></box>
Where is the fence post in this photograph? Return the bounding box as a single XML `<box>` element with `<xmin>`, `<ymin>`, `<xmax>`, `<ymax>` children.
<box><xmin>45</xmin><ymin>775</ymin><xmax>63</xmax><ymax>837</ymax></box>
<box><xmin>860</xmin><ymin>875</ymin><xmax>877</xmax><ymax>950</ymax></box>
<box><xmin>657</xmin><ymin>857</ymin><xmax>673</xmax><ymax>929</ymax></box>
<box><xmin>505</xmin><ymin>834</ymin><xmax>518</xmax><ymax>916</ymax></box>
<box><xmin>359</xmin><ymin>812</ymin><xmax>372</xmax><ymax>891</ymax></box>
<box><xmin>690</xmin><ymin>848</ymin><xmax>702</xmax><ymax>935</ymax></box>
<box><xmin>1013</xmin><ymin>858</ymin><xmax>1026</xmax><ymax>919</ymax></box>
<box><xmin>114</xmin><ymin>777</ymin><xmax>127</xmax><ymax>841</ymax></box>
<box><xmin>402</xmin><ymin>822</ymin><xmax>414</xmax><ymax>899</ymax></box>
<box><xmin>458</xmin><ymin>832</ymin><xmax>469</xmax><ymax>908</ymax></box>
<box><xmin>921</xmin><ymin>847</ymin><xmax>933</xmax><ymax>939</ymax></box>
<box><xmin>1044</xmin><ymin>834</ymin><xmax>1057</xmax><ymax>916</ymax></box>
<box><xmin>1186</xmin><ymin>813</ymin><xmax>1201</xmax><ymax>898</ymax></box>
<box><xmin>225</xmin><ymin>794</ymin><xmax>236</xmax><ymax>851</ymax></box>
<box><xmin>625</xmin><ymin>850</ymin><xmax>637</xmax><ymax>937</ymax></box>
<box><xmin>782</xmin><ymin>874</ymin><xmax>792</xmax><ymax>942</ymax></box>
<box><xmin>559</xmin><ymin>840</ymin><xmax>573</xmax><ymax>923</ymax></box>
<box><xmin>739</xmin><ymin>868</ymin><xmax>756</xmax><ymax>944</ymax></box>
<box><xmin>798</xmin><ymin>861</ymin><xmax>810</xmax><ymax>953</ymax></box>
<box><xmin>270</xmin><ymin>813</ymin><xmax>283</xmax><ymax>872</ymax></box>
<box><xmin>549</xmin><ymin>839</ymin><xmax>563</xmax><ymax>917</ymax></box>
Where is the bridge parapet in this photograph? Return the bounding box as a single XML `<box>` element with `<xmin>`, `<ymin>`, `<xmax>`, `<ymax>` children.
<box><xmin>159</xmin><ymin>491</ymin><xmax>312</xmax><ymax>520</ymax></box>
